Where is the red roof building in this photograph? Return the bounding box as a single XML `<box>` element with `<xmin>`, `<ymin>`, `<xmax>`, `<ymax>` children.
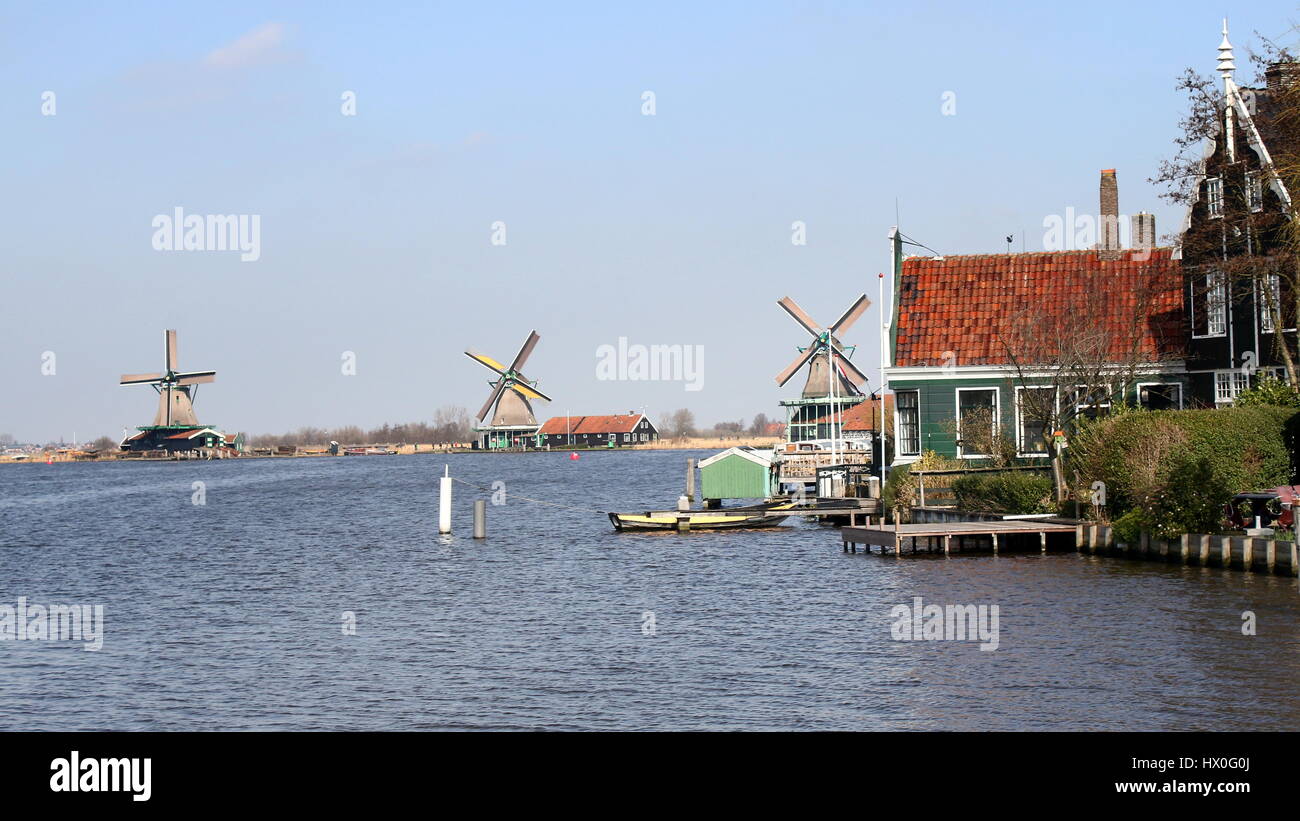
<box><xmin>536</xmin><ymin>413</ymin><xmax>659</xmax><ymax>447</ymax></box>
<box><xmin>884</xmin><ymin>171</ymin><xmax>1189</xmax><ymax>464</ymax></box>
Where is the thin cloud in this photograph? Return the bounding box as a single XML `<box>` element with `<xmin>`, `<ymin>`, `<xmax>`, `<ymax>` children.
<box><xmin>203</xmin><ymin>22</ymin><xmax>287</xmax><ymax>69</ymax></box>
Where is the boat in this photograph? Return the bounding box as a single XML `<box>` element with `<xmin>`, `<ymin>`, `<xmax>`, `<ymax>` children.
<box><xmin>608</xmin><ymin>500</ymin><xmax>799</xmax><ymax>532</ymax></box>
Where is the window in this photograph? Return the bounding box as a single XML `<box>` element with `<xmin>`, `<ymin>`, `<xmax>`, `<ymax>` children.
<box><xmin>1137</xmin><ymin>383</ymin><xmax>1182</xmax><ymax>410</ymax></box>
<box><xmin>1206</xmin><ymin>176</ymin><xmax>1224</xmax><ymax>218</ymax></box>
<box><xmin>956</xmin><ymin>388</ymin><xmax>998</xmax><ymax>458</ymax></box>
<box><xmin>1215</xmin><ymin>370</ymin><xmax>1249</xmax><ymax>404</ymax></box>
<box><xmin>1192</xmin><ymin>272</ymin><xmax>1227</xmax><ymax>337</ymax></box>
<box><xmin>1261</xmin><ymin>274</ymin><xmax>1279</xmax><ymax>333</ymax></box>
<box><xmin>1246</xmin><ymin>170</ymin><xmax>1264</xmax><ymax>212</ymax></box>
<box><xmin>1015</xmin><ymin>387</ymin><xmax>1054</xmax><ymax>456</ymax></box>
<box><xmin>896</xmin><ymin>391</ymin><xmax>920</xmax><ymax>456</ymax></box>
<box><xmin>1068</xmin><ymin>385</ymin><xmax>1110</xmax><ymax>422</ymax></box>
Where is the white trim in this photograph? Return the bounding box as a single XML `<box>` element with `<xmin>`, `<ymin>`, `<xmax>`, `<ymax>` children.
<box><xmin>894</xmin><ymin>389</ymin><xmax>921</xmax><ymax>457</ymax></box>
<box><xmin>1013</xmin><ymin>385</ymin><xmax>1055</xmax><ymax>458</ymax></box>
<box><xmin>698</xmin><ymin>447</ymin><xmax>774</xmax><ymax>468</ymax></box>
<box><xmin>1191</xmin><ymin>272</ymin><xmax>1227</xmax><ymax>339</ymax></box>
<box><xmin>955</xmin><ymin>386</ymin><xmax>999</xmax><ymax>459</ymax></box>
<box><xmin>1205</xmin><ymin>176</ymin><xmax>1225</xmax><ymax>218</ymax></box>
<box><xmin>885</xmin><ymin>362</ymin><xmax>1186</xmax><ymax>381</ymax></box>
<box><xmin>1214</xmin><ymin>369</ymin><xmax>1249</xmax><ymax>404</ymax></box>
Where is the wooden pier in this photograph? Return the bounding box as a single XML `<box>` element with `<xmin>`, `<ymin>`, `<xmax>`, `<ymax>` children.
<box><xmin>840</xmin><ymin>519</ymin><xmax>1078</xmax><ymax>555</ymax></box>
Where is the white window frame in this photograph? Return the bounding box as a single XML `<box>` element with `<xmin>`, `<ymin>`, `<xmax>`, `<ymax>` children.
<box><xmin>1136</xmin><ymin>382</ymin><xmax>1183</xmax><ymax>410</ymax></box>
<box><xmin>1206</xmin><ymin>176</ymin><xmax>1224</xmax><ymax>218</ymax></box>
<box><xmin>1246</xmin><ymin>170</ymin><xmax>1264</xmax><ymax>212</ymax></box>
<box><xmin>1070</xmin><ymin>383</ymin><xmax>1111</xmax><ymax>420</ymax></box>
<box><xmin>1014</xmin><ymin>386</ymin><xmax>1055</xmax><ymax>458</ymax></box>
<box><xmin>1260</xmin><ymin>275</ymin><xmax>1278</xmax><ymax>334</ymax></box>
<box><xmin>1214</xmin><ymin>370</ymin><xmax>1249</xmax><ymax>404</ymax></box>
<box><xmin>894</xmin><ymin>390</ymin><xmax>921</xmax><ymax>456</ymax></box>
<box><xmin>1192</xmin><ymin>272</ymin><xmax>1228</xmax><ymax>338</ymax></box>
<box><xmin>955</xmin><ymin>387</ymin><xmax>999</xmax><ymax>459</ymax></box>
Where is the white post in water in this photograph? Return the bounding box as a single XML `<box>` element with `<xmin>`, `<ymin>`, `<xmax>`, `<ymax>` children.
<box><xmin>439</xmin><ymin>465</ymin><xmax>452</xmax><ymax>534</ymax></box>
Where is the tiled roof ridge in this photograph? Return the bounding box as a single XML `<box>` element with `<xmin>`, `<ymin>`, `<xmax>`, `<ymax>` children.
<box><xmin>904</xmin><ymin>247</ymin><xmax>1172</xmax><ymax>263</ymax></box>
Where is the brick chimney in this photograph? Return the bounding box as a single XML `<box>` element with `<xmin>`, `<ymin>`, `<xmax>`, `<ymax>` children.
<box><xmin>1099</xmin><ymin>169</ymin><xmax>1121</xmax><ymax>258</ymax></box>
<box><xmin>1131</xmin><ymin>212</ymin><xmax>1156</xmax><ymax>250</ymax></box>
<box><xmin>1265</xmin><ymin>61</ymin><xmax>1300</xmax><ymax>92</ymax></box>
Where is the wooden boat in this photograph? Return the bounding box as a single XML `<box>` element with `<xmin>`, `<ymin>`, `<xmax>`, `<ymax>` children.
<box><xmin>608</xmin><ymin>500</ymin><xmax>798</xmax><ymax>532</ymax></box>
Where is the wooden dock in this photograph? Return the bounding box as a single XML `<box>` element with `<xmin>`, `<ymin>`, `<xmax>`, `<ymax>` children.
<box><xmin>840</xmin><ymin>519</ymin><xmax>1078</xmax><ymax>554</ymax></box>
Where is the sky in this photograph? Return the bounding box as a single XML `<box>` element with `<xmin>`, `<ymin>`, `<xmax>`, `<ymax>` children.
<box><xmin>3</xmin><ymin>0</ymin><xmax>1299</xmax><ymax>443</ymax></box>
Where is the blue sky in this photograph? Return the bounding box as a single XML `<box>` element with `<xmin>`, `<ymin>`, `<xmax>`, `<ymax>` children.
<box><xmin>3</xmin><ymin>1</ymin><xmax>1297</xmax><ymax>442</ymax></box>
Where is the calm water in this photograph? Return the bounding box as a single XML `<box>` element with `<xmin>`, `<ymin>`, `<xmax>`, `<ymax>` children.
<box><xmin>1</xmin><ymin>450</ymin><xmax>1298</xmax><ymax>731</ymax></box>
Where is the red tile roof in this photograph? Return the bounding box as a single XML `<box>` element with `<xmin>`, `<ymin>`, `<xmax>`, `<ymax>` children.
<box><xmin>574</xmin><ymin>414</ymin><xmax>645</xmax><ymax>434</ymax></box>
<box><xmin>537</xmin><ymin>416</ymin><xmax>585</xmax><ymax>435</ymax></box>
<box><xmin>893</xmin><ymin>249</ymin><xmax>1184</xmax><ymax>367</ymax></box>
<box><xmin>537</xmin><ymin>414</ymin><xmax>649</xmax><ymax>435</ymax></box>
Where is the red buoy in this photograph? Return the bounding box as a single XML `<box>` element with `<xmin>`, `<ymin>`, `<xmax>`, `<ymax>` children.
<box><xmin>569</xmin><ymin>452</ymin><xmax>580</xmax><ymax>460</ymax></box>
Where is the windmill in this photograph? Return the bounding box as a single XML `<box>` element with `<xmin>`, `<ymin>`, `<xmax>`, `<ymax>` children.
<box><xmin>774</xmin><ymin>294</ymin><xmax>871</xmax><ymax>398</ymax></box>
<box><xmin>121</xmin><ymin>329</ymin><xmax>216</xmax><ymax>427</ymax></box>
<box><xmin>464</xmin><ymin>331</ymin><xmax>551</xmax><ymax>444</ymax></box>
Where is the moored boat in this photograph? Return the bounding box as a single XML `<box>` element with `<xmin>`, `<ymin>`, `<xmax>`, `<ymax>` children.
<box><xmin>608</xmin><ymin>500</ymin><xmax>798</xmax><ymax>532</ymax></box>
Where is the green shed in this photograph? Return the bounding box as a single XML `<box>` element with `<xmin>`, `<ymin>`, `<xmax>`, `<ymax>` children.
<box><xmin>698</xmin><ymin>447</ymin><xmax>776</xmax><ymax>501</ymax></box>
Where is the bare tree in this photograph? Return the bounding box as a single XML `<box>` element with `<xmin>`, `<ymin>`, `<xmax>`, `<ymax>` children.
<box><xmin>1153</xmin><ymin>46</ymin><xmax>1300</xmax><ymax>383</ymax></box>
<box><xmin>997</xmin><ymin>269</ymin><xmax>1183</xmax><ymax>500</ymax></box>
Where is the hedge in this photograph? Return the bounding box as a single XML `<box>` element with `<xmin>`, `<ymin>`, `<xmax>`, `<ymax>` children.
<box><xmin>951</xmin><ymin>471</ymin><xmax>1055</xmax><ymax>514</ymax></box>
<box><xmin>1066</xmin><ymin>405</ymin><xmax>1298</xmax><ymax>538</ymax></box>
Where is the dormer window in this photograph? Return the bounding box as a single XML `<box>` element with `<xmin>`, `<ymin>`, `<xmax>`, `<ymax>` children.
<box><xmin>1206</xmin><ymin>177</ymin><xmax>1224</xmax><ymax>218</ymax></box>
<box><xmin>1246</xmin><ymin>170</ymin><xmax>1264</xmax><ymax>212</ymax></box>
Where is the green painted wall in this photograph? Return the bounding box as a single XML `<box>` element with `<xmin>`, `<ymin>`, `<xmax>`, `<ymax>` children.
<box><xmin>890</xmin><ymin>374</ymin><xmax>1190</xmax><ymax>460</ymax></box>
<box><xmin>700</xmin><ymin>454</ymin><xmax>771</xmax><ymax>499</ymax></box>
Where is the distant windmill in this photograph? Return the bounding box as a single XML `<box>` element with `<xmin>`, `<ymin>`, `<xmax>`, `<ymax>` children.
<box><xmin>774</xmin><ymin>295</ymin><xmax>871</xmax><ymax>398</ymax></box>
<box><xmin>465</xmin><ymin>330</ymin><xmax>552</xmax><ymax>427</ymax></box>
<box><xmin>120</xmin><ymin>329</ymin><xmax>216</xmax><ymax>428</ymax></box>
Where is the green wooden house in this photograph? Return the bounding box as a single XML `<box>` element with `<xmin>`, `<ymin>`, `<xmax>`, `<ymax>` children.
<box><xmin>883</xmin><ymin>202</ymin><xmax>1188</xmax><ymax>466</ymax></box>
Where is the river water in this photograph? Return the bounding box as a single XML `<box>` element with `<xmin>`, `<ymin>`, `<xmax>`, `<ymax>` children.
<box><xmin>1</xmin><ymin>449</ymin><xmax>1297</xmax><ymax>731</ymax></box>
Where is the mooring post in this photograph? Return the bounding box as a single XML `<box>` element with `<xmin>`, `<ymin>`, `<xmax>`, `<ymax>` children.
<box><xmin>686</xmin><ymin>458</ymin><xmax>696</xmax><ymax>502</ymax></box>
<box><xmin>473</xmin><ymin>499</ymin><xmax>486</xmax><ymax>539</ymax></box>
<box><xmin>944</xmin><ymin>535</ymin><xmax>951</xmax><ymax>556</ymax></box>
<box><xmin>992</xmin><ymin>532</ymin><xmax>999</xmax><ymax>555</ymax></box>
<box><xmin>439</xmin><ymin>465</ymin><xmax>452</xmax><ymax>534</ymax></box>
<box><xmin>1040</xmin><ymin>532</ymin><xmax>1047</xmax><ymax>554</ymax></box>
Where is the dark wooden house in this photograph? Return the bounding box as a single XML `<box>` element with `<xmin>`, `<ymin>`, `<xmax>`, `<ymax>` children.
<box><xmin>535</xmin><ymin>413</ymin><xmax>658</xmax><ymax>448</ymax></box>
<box><xmin>1179</xmin><ymin>23</ymin><xmax>1298</xmax><ymax>405</ymax></box>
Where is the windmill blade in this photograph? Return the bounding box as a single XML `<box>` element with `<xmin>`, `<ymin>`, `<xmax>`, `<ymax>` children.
<box><xmin>830</xmin><ymin>346</ymin><xmax>871</xmax><ymax>387</ymax></box>
<box><xmin>165</xmin><ymin>329</ymin><xmax>178</xmax><ymax>372</ymax></box>
<box><xmin>464</xmin><ymin>350</ymin><xmax>508</xmax><ymax>376</ymax></box>
<box><xmin>508</xmin><ymin>330</ymin><xmax>541</xmax><ymax>373</ymax></box>
<box><xmin>510</xmin><ymin>382</ymin><xmax>552</xmax><ymax>403</ymax></box>
<box><xmin>476</xmin><ymin>380</ymin><xmax>508</xmax><ymax>422</ymax></box>
<box><xmin>120</xmin><ymin>372</ymin><xmax>163</xmax><ymax>385</ymax></box>
<box><xmin>829</xmin><ymin>294</ymin><xmax>871</xmax><ymax>335</ymax></box>
<box><xmin>777</xmin><ymin>297</ymin><xmax>822</xmax><ymax>337</ymax></box>
<box><xmin>176</xmin><ymin>372</ymin><xmax>216</xmax><ymax>385</ymax></box>
<box><xmin>775</xmin><ymin>346</ymin><xmax>819</xmax><ymax>387</ymax></box>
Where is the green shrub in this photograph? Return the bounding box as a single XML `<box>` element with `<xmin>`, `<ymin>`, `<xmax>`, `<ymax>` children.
<box><xmin>1067</xmin><ymin>405</ymin><xmax>1295</xmax><ymax>538</ymax></box>
<box><xmin>1111</xmin><ymin>508</ymin><xmax>1145</xmax><ymax>544</ymax></box>
<box><xmin>951</xmin><ymin>471</ymin><xmax>1054</xmax><ymax>514</ymax></box>
<box><xmin>1233</xmin><ymin>376</ymin><xmax>1300</xmax><ymax>408</ymax></box>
